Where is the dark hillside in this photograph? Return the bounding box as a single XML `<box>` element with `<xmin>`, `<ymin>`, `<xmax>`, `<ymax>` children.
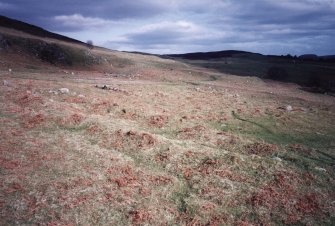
<box><xmin>166</xmin><ymin>51</ymin><xmax>335</xmax><ymax>93</ymax></box>
<box><xmin>0</xmin><ymin>15</ymin><xmax>84</xmax><ymax>45</ymax></box>
<box><xmin>166</xmin><ymin>50</ymin><xmax>256</xmax><ymax>60</ymax></box>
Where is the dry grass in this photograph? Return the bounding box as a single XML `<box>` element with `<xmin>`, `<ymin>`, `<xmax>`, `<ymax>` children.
<box><xmin>1</xmin><ymin>45</ymin><xmax>335</xmax><ymax>225</ymax></box>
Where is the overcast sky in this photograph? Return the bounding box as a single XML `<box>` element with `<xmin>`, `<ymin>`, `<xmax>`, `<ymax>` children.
<box><xmin>1</xmin><ymin>0</ymin><xmax>335</xmax><ymax>55</ymax></box>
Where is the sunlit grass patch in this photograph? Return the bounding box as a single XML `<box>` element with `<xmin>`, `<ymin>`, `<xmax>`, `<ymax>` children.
<box><xmin>221</xmin><ymin>111</ymin><xmax>335</xmax><ymax>149</ymax></box>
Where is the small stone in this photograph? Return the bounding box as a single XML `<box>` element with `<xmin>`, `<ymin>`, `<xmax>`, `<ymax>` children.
<box><xmin>8</xmin><ymin>68</ymin><xmax>12</xmax><ymax>72</ymax></box>
<box><xmin>126</xmin><ymin>130</ymin><xmax>137</xmax><ymax>136</ymax></box>
<box><xmin>95</xmin><ymin>85</ymin><xmax>111</xmax><ymax>90</ymax></box>
<box><xmin>3</xmin><ymin>80</ymin><xmax>9</xmax><ymax>86</ymax></box>
<box><xmin>272</xmin><ymin>157</ymin><xmax>282</xmax><ymax>162</ymax></box>
<box><xmin>286</xmin><ymin>105</ymin><xmax>293</xmax><ymax>111</ymax></box>
<box><xmin>78</xmin><ymin>94</ymin><xmax>85</xmax><ymax>98</ymax></box>
<box><xmin>230</xmin><ymin>155</ymin><xmax>241</xmax><ymax>165</ymax></box>
<box><xmin>71</xmin><ymin>72</ymin><xmax>74</xmax><ymax>75</ymax></box>
<box><xmin>59</xmin><ymin>88</ymin><xmax>70</xmax><ymax>94</ymax></box>
<box><xmin>314</xmin><ymin>167</ymin><xmax>327</xmax><ymax>172</ymax></box>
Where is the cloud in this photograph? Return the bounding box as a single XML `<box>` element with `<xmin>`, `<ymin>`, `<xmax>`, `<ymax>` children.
<box><xmin>270</xmin><ymin>0</ymin><xmax>335</xmax><ymax>11</ymax></box>
<box><xmin>0</xmin><ymin>0</ymin><xmax>169</xmax><ymax>21</ymax></box>
<box><xmin>104</xmin><ymin>20</ymin><xmax>245</xmax><ymax>53</ymax></box>
<box><xmin>127</xmin><ymin>21</ymin><xmax>202</xmax><ymax>44</ymax></box>
<box><xmin>1</xmin><ymin>0</ymin><xmax>335</xmax><ymax>55</ymax></box>
<box><xmin>52</xmin><ymin>14</ymin><xmax>122</xmax><ymax>31</ymax></box>
<box><xmin>0</xmin><ymin>1</ymin><xmax>14</xmax><ymax>10</ymax></box>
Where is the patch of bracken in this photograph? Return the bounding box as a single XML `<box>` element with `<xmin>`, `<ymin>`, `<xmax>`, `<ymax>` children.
<box><xmin>103</xmin><ymin>130</ymin><xmax>156</xmax><ymax>151</ymax></box>
<box><xmin>24</xmin><ymin>113</ymin><xmax>46</xmax><ymax>129</ymax></box>
<box><xmin>244</xmin><ymin>142</ymin><xmax>278</xmax><ymax>155</ymax></box>
<box><xmin>128</xmin><ymin>209</ymin><xmax>152</xmax><ymax>225</ymax></box>
<box><xmin>178</xmin><ymin>125</ymin><xmax>207</xmax><ymax>139</ymax></box>
<box><xmin>249</xmin><ymin>171</ymin><xmax>323</xmax><ymax>224</ymax></box>
<box><xmin>148</xmin><ymin>115</ymin><xmax>168</xmax><ymax>128</ymax></box>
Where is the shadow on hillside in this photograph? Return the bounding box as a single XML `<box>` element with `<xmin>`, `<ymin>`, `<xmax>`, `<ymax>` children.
<box><xmin>165</xmin><ymin>53</ymin><xmax>335</xmax><ymax>95</ymax></box>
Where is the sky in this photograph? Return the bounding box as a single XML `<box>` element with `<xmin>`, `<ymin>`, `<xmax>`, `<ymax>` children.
<box><xmin>1</xmin><ymin>0</ymin><xmax>335</xmax><ymax>55</ymax></box>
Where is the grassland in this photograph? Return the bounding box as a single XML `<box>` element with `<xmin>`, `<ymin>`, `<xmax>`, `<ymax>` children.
<box><xmin>1</xmin><ymin>29</ymin><xmax>335</xmax><ymax>225</ymax></box>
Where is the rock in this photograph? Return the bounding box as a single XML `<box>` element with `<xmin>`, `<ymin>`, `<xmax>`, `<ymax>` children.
<box><xmin>95</xmin><ymin>85</ymin><xmax>111</xmax><ymax>90</ymax></box>
<box><xmin>8</xmin><ymin>68</ymin><xmax>12</xmax><ymax>72</ymax></box>
<box><xmin>286</xmin><ymin>105</ymin><xmax>293</xmax><ymax>111</ymax></box>
<box><xmin>71</xmin><ymin>72</ymin><xmax>74</xmax><ymax>75</ymax></box>
<box><xmin>314</xmin><ymin>166</ymin><xmax>327</xmax><ymax>172</ymax></box>
<box><xmin>3</xmin><ymin>80</ymin><xmax>9</xmax><ymax>86</ymax></box>
<box><xmin>95</xmin><ymin>85</ymin><xmax>128</xmax><ymax>93</ymax></box>
<box><xmin>272</xmin><ymin>156</ymin><xmax>282</xmax><ymax>162</ymax></box>
<box><xmin>49</xmin><ymin>90</ymin><xmax>58</xmax><ymax>95</ymax></box>
<box><xmin>78</xmin><ymin>94</ymin><xmax>85</xmax><ymax>98</ymax></box>
<box><xmin>230</xmin><ymin>155</ymin><xmax>242</xmax><ymax>165</ymax></box>
<box><xmin>59</xmin><ymin>88</ymin><xmax>70</xmax><ymax>94</ymax></box>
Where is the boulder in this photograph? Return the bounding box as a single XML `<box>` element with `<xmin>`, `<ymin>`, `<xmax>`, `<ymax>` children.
<box><xmin>59</xmin><ymin>88</ymin><xmax>70</xmax><ymax>94</ymax></box>
<box><xmin>286</xmin><ymin>105</ymin><xmax>293</xmax><ymax>112</ymax></box>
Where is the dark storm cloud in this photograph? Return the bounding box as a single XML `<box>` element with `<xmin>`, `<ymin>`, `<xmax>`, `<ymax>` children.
<box><xmin>110</xmin><ymin>0</ymin><xmax>335</xmax><ymax>54</ymax></box>
<box><xmin>1</xmin><ymin>0</ymin><xmax>335</xmax><ymax>55</ymax></box>
<box><xmin>0</xmin><ymin>0</ymin><xmax>168</xmax><ymax>29</ymax></box>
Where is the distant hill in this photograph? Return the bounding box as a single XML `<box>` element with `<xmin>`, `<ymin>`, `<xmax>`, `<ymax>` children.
<box><xmin>0</xmin><ymin>15</ymin><xmax>84</xmax><ymax>45</ymax></box>
<box><xmin>166</xmin><ymin>50</ymin><xmax>335</xmax><ymax>63</ymax></box>
<box><xmin>166</xmin><ymin>51</ymin><xmax>335</xmax><ymax>93</ymax></box>
<box><xmin>320</xmin><ymin>55</ymin><xmax>335</xmax><ymax>60</ymax></box>
<box><xmin>165</xmin><ymin>50</ymin><xmax>259</xmax><ymax>60</ymax></box>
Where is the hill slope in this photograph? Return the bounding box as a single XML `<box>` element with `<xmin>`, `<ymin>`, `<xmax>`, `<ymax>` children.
<box><xmin>0</xmin><ymin>15</ymin><xmax>84</xmax><ymax>45</ymax></box>
<box><xmin>166</xmin><ymin>50</ymin><xmax>335</xmax><ymax>93</ymax></box>
<box><xmin>0</xmin><ymin>16</ymin><xmax>335</xmax><ymax>226</ymax></box>
<box><xmin>166</xmin><ymin>50</ymin><xmax>258</xmax><ymax>60</ymax></box>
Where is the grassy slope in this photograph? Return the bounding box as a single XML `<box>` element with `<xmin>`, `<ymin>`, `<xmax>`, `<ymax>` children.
<box><xmin>0</xmin><ymin>30</ymin><xmax>335</xmax><ymax>225</ymax></box>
